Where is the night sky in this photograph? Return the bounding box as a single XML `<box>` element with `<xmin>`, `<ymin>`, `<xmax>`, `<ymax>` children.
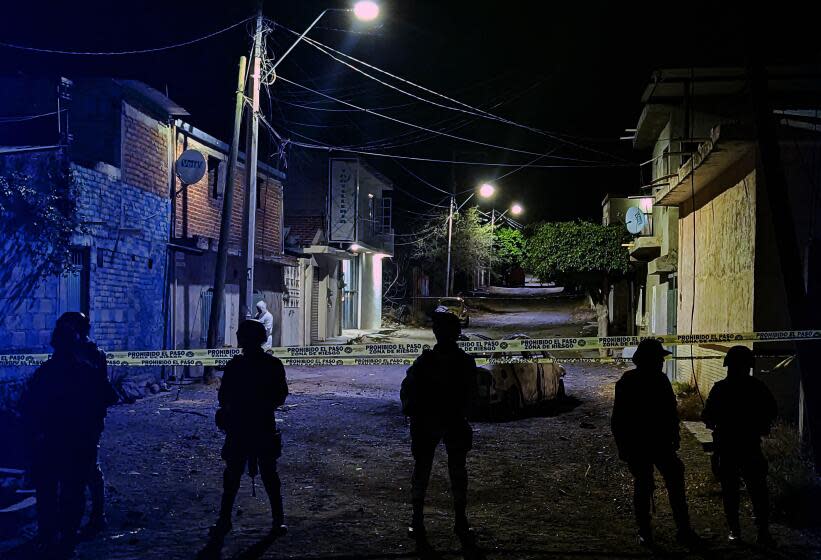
<box><xmin>1</xmin><ymin>1</ymin><xmax>817</xmax><ymax>223</ymax></box>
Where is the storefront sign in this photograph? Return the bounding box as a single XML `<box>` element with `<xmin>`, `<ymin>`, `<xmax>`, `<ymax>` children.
<box><xmin>329</xmin><ymin>159</ymin><xmax>358</xmax><ymax>242</ymax></box>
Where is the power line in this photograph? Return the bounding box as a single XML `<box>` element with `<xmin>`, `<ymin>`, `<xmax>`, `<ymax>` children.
<box><xmin>0</xmin><ymin>109</ymin><xmax>64</xmax><ymax>123</ymax></box>
<box><xmin>278</xmin><ymin>75</ymin><xmax>609</xmax><ymax>162</ymax></box>
<box><xmin>289</xmin><ymin>138</ymin><xmax>631</xmax><ymax>169</ymax></box>
<box><xmin>270</xmin><ymin>19</ymin><xmax>632</xmax><ymax>164</ymax></box>
<box><xmin>390</xmin><ymin>159</ymin><xmax>451</xmax><ymax>195</ymax></box>
<box><xmin>0</xmin><ymin>18</ymin><xmax>252</xmax><ymax>55</ymax></box>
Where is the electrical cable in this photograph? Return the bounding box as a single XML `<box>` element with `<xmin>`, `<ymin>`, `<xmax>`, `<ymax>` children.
<box><xmin>390</xmin><ymin>159</ymin><xmax>450</xmax><ymax>195</ymax></box>
<box><xmin>289</xmin><ymin>138</ymin><xmax>626</xmax><ymax>168</ymax></box>
<box><xmin>270</xmin><ymin>19</ymin><xmax>632</xmax><ymax>164</ymax></box>
<box><xmin>0</xmin><ymin>109</ymin><xmax>65</xmax><ymax>123</ymax></box>
<box><xmin>277</xmin><ymin>75</ymin><xmax>613</xmax><ymax>162</ymax></box>
<box><xmin>391</xmin><ymin>187</ymin><xmax>450</xmax><ymax>208</ymax></box>
<box><xmin>0</xmin><ymin>18</ymin><xmax>253</xmax><ymax>55</ymax></box>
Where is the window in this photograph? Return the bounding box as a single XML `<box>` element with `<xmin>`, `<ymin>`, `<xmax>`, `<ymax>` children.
<box><xmin>381</xmin><ymin>196</ymin><xmax>392</xmax><ymax>233</ymax></box>
<box><xmin>208</xmin><ymin>155</ymin><xmax>224</xmax><ymax>199</ymax></box>
<box><xmin>283</xmin><ymin>266</ymin><xmax>300</xmax><ymax>309</ymax></box>
<box><xmin>256</xmin><ymin>176</ymin><xmax>264</xmax><ymax>212</ymax></box>
<box><xmin>200</xmin><ymin>288</ymin><xmax>213</xmax><ymax>342</ymax></box>
<box><xmin>367</xmin><ymin>194</ymin><xmax>375</xmax><ymax>236</ymax></box>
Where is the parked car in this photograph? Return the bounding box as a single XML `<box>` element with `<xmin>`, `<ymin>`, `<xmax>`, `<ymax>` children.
<box><xmin>438</xmin><ymin>296</ymin><xmax>470</xmax><ymax>327</ymax></box>
<box><xmin>465</xmin><ymin>333</ymin><xmax>566</xmax><ymax>418</ymax></box>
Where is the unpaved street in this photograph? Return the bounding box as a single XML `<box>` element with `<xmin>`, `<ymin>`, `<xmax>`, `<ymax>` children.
<box><xmin>5</xmin><ymin>295</ymin><xmax>821</xmax><ymax>559</ymax></box>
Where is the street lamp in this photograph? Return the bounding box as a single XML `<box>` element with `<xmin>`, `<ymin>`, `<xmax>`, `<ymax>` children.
<box><xmin>270</xmin><ymin>2</ymin><xmax>380</xmax><ymax>73</ymax></box>
<box><xmin>510</xmin><ymin>203</ymin><xmax>523</xmax><ymax>216</ymax></box>
<box><xmin>353</xmin><ymin>1</ymin><xmax>380</xmax><ymax>21</ymax></box>
<box><xmin>479</xmin><ymin>183</ymin><xmax>496</xmax><ymax>199</ymax></box>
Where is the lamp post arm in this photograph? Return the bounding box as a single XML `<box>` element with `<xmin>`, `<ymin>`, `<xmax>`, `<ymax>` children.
<box><xmin>270</xmin><ymin>8</ymin><xmax>345</xmax><ymax>71</ymax></box>
<box><xmin>456</xmin><ymin>192</ymin><xmax>475</xmax><ymax>213</ymax></box>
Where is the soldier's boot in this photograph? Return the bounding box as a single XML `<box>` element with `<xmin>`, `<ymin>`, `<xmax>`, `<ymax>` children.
<box><xmin>80</xmin><ymin>465</ymin><xmax>108</xmax><ymax>539</ymax></box>
<box><xmin>260</xmin><ymin>462</ymin><xmax>287</xmax><ymax>537</ymax></box>
<box><xmin>409</xmin><ymin>453</ymin><xmax>433</xmax><ymax>542</ymax></box>
<box><xmin>210</xmin><ymin>463</ymin><xmax>242</xmax><ymax>539</ymax></box>
<box><xmin>636</xmin><ymin>519</ymin><xmax>653</xmax><ymax>547</ymax></box>
<box><xmin>449</xmin><ymin>452</ymin><xmax>473</xmax><ymax>544</ymax></box>
<box><xmin>408</xmin><ymin>502</ymin><xmax>426</xmax><ymax>541</ymax></box>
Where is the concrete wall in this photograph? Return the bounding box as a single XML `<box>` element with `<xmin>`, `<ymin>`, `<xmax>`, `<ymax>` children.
<box><xmin>676</xmin><ymin>168</ymin><xmax>756</xmax><ymax>392</ymax></box>
<box><xmin>359</xmin><ymin>253</ymin><xmax>384</xmax><ymax>331</ymax></box>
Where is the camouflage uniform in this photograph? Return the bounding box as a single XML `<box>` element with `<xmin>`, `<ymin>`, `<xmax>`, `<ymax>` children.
<box><xmin>20</xmin><ymin>315</ymin><xmax>117</xmax><ymax>553</ymax></box>
<box><xmin>702</xmin><ymin>345</ymin><xmax>777</xmax><ymax>540</ymax></box>
<box><xmin>215</xmin><ymin>347</ymin><xmax>288</xmax><ymax>530</ymax></box>
<box><xmin>401</xmin><ymin>330</ymin><xmax>477</xmax><ymax>536</ymax></box>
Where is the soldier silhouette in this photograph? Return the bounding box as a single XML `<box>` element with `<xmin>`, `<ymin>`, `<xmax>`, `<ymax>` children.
<box><xmin>20</xmin><ymin>312</ymin><xmax>117</xmax><ymax>558</ymax></box>
<box><xmin>702</xmin><ymin>345</ymin><xmax>777</xmax><ymax>545</ymax></box>
<box><xmin>67</xmin><ymin>312</ymin><xmax>115</xmax><ymax>538</ymax></box>
<box><xmin>210</xmin><ymin>320</ymin><xmax>289</xmax><ymax>541</ymax></box>
<box><xmin>401</xmin><ymin>306</ymin><xmax>478</xmax><ymax>550</ymax></box>
<box><xmin>611</xmin><ymin>338</ymin><xmax>700</xmax><ymax>547</ymax></box>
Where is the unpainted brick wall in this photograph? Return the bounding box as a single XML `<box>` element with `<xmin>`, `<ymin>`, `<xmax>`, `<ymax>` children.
<box><xmin>173</xmin><ymin>135</ymin><xmax>283</xmax><ymax>257</ymax></box>
<box><xmin>121</xmin><ymin>102</ymin><xmax>169</xmax><ymax>198</ymax></box>
<box><xmin>285</xmin><ymin>215</ymin><xmax>324</xmax><ymax>247</ymax></box>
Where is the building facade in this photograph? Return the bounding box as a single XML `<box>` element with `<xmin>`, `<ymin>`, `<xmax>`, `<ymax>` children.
<box><xmin>284</xmin><ymin>154</ymin><xmax>393</xmax><ymax>342</ymax></box>
<box><xmin>0</xmin><ymin>77</ymin><xmax>286</xmax><ymax>385</ymax></box>
<box><xmin>631</xmin><ymin>67</ymin><xmax>821</xmax><ymax>421</ymax></box>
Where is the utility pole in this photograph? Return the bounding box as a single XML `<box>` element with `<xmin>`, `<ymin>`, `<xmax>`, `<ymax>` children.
<box><xmin>747</xmin><ymin>59</ymin><xmax>821</xmax><ymax>473</ymax></box>
<box><xmin>489</xmin><ymin>207</ymin><xmax>496</xmax><ymax>287</ymax></box>
<box><xmin>240</xmin><ymin>3</ymin><xmax>264</xmax><ymax>320</ymax></box>
<box><xmin>206</xmin><ymin>55</ymin><xmax>247</xmax><ymax>382</ymax></box>
<box><xmin>445</xmin><ymin>194</ymin><xmax>454</xmax><ymax>297</ymax></box>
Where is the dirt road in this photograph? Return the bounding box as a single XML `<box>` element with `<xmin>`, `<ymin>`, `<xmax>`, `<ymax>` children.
<box><xmin>4</xmin><ymin>294</ymin><xmax>820</xmax><ymax>559</ymax></box>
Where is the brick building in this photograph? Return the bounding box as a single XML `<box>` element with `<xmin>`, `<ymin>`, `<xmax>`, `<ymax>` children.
<box><xmin>0</xmin><ymin>77</ymin><xmax>286</xmax><ymax>385</ymax></box>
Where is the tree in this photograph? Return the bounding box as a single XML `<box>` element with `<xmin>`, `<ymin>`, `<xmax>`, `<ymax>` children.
<box><xmin>493</xmin><ymin>226</ymin><xmax>525</xmax><ymax>271</ymax></box>
<box><xmin>0</xmin><ymin>160</ymin><xmax>81</xmax><ymax>313</ymax></box>
<box><xmin>524</xmin><ymin>221</ymin><xmax>631</xmax><ymax>341</ymax></box>
<box><xmin>409</xmin><ymin>206</ymin><xmax>493</xmax><ymax>294</ymax></box>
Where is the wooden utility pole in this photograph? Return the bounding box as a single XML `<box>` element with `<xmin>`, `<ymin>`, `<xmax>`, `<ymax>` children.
<box><xmin>445</xmin><ymin>194</ymin><xmax>454</xmax><ymax>297</ymax></box>
<box><xmin>748</xmin><ymin>60</ymin><xmax>821</xmax><ymax>473</ymax></box>
<box><xmin>240</xmin><ymin>3</ymin><xmax>264</xmax><ymax>320</ymax></box>
<box><xmin>205</xmin><ymin>55</ymin><xmax>247</xmax><ymax>383</ymax></box>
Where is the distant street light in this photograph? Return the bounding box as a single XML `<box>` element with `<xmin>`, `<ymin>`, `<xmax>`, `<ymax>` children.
<box><xmin>353</xmin><ymin>1</ymin><xmax>380</xmax><ymax>21</ymax></box>
<box><xmin>510</xmin><ymin>203</ymin><xmax>523</xmax><ymax>216</ymax></box>
<box><xmin>479</xmin><ymin>183</ymin><xmax>496</xmax><ymax>199</ymax></box>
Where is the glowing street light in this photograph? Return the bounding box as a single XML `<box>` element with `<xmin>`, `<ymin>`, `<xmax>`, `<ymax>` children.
<box><xmin>479</xmin><ymin>183</ymin><xmax>496</xmax><ymax>198</ymax></box>
<box><xmin>353</xmin><ymin>1</ymin><xmax>380</xmax><ymax>21</ymax></box>
<box><xmin>510</xmin><ymin>203</ymin><xmax>523</xmax><ymax>216</ymax></box>
<box><xmin>271</xmin><ymin>3</ymin><xmax>380</xmax><ymax>73</ymax></box>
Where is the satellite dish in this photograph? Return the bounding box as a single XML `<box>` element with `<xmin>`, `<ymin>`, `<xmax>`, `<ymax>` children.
<box><xmin>176</xmin><ymin>149</ymin><xmax>206</xmax><ymax>185</ymax></box>
<box><xmin>625</xmin><ymin>206</ymin><xmax>646</xmax><ymax>235</ymax></box>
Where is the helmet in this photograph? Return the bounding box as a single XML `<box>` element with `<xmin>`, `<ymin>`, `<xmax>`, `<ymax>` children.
<box><xmin>632</xmin><ymin>338</ymin><xmax>672</xmax><ymax>366</ymax></box>
<box><xmin>723</xmin><ymin>345</ymin><xmax>754</xmax><ymax>370</ymax></box>
<box><xmin>236</xmin><ymin>320</ymin><xmax>267</xmax><ymax>349</ymax></box>
<box><xmin>431</xmin><ymin>306</ymin><xmax>461</xmax><ymax>340</ymax></box>
<box><xmin>56</xmin><ymin>311</ymin><xmax>90</xmax><ymax>337</ymax></box>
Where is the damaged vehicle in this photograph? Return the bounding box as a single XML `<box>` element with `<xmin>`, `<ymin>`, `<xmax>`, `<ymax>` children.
<box><xmin>466</xmin><ymin>333</ymin><xmax>566</xmax><ymax>419</ymax></box>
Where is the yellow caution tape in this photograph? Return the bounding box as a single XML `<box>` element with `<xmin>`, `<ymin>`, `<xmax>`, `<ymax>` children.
<box><xmin>0</xmin><ymin>330</ymin><xmax>816</xmax><ymax>367</ymax></box>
